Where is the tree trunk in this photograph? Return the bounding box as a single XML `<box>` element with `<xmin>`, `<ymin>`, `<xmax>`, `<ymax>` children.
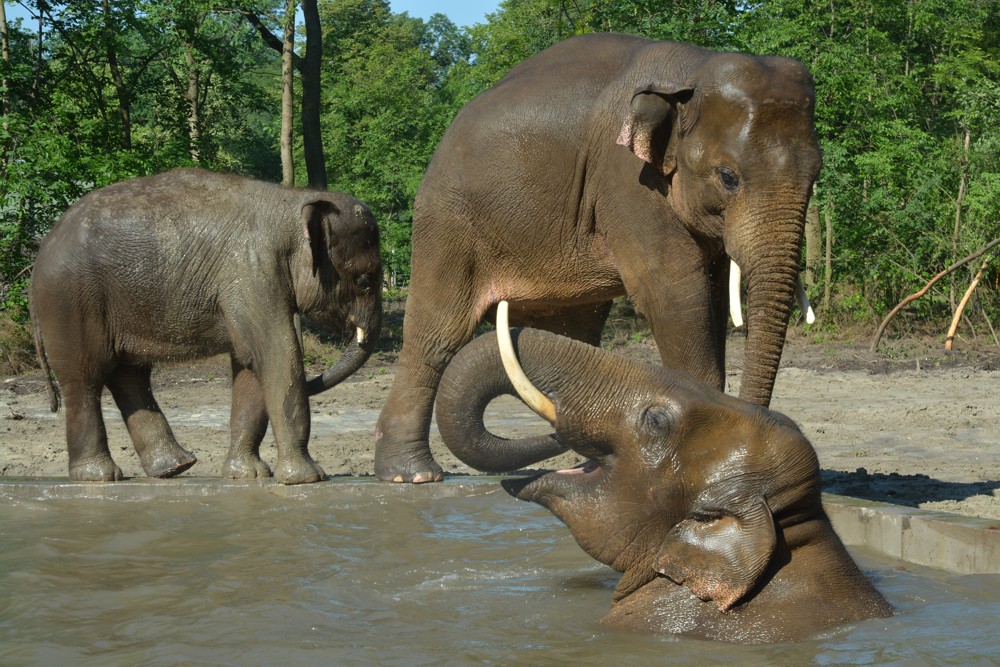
<box><xmin>281</xmin><ymin>0</ymin><xmax>296</xmax><ymax>186</ymax></box>
<box><xmin>823</xmin><ymin>201</ymin><xmax>833</xmax><ymax>312</ymax></box>
<box><xmin>184</xmin><ymin>43</ymin><xmax>201</xmax><ymax>163</ymax></box>
<box><xmin>300</xmin><ymin>0</ymin><xmax>326</xmax><ymax>190</ymax></box>
<box><xmin>1</xmin><ymin>0</ymin><xmax>9</xmax><ymax>170</ymax></box>
<box><xmin>804</xmin><ymin>187</ymin><xmax>821</xmax><ymax>287</ymax></box>
<box><xmin>101</xmin><ymin>0</ymin><xmax>131</xmax><ymax>149</ymax></box>
<box><xmin>950</xmin><ymin>127</ymin><xmax>971</xmax><ymax>310</ymax></box>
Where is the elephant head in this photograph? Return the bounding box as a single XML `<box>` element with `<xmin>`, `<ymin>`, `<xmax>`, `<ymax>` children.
<box><xmin>617</xmin><ymin>53</ymin><xmax>821</xmax><ymax>406</ymax></box>
<box><xmin>294</xmin><ymin>197</ymin><xmax>383</xmax><ymax>395</ymax></box>
<box><xmin>435</xmin><ymin>303</ymin><xmax>891</xmax><ymax>642</ymax></box>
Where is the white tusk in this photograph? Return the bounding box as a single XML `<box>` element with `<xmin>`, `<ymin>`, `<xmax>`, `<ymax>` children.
<box><xmin>496</xmin><ymin>301</ymin><xmax>557</xmax><ymax>424</ymax></box>
<box><xmin>729</xmin><ymin>260</ymin><xmax>744</xmax><ymax>328</ymax></box>
<box><xmin>356</xmin><ymin>327</ymin><xmax>366</xmax><ymax>344</ymax></box>
<box><xmin>730</xmin><ymin>260</ymin><xmax>816</xmax><ymax>326</ymax></box>
<box><xmin>795</xmin><ymin>277</ymin><xmax>816</xmax><ymax>325</ymax></box>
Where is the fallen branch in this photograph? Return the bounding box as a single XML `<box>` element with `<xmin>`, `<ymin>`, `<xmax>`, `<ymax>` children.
<box><xmin>870</xmin><ymin>237</ymin><xmax>1000</xmax><ymax>353</ymax></box>
<box><xmin>945</xmin><ymin>257</ymin><xmax>989</xmax><ymax>350</ymax></box>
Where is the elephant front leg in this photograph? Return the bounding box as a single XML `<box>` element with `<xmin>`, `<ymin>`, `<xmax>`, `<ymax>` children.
<box><xmin>107</xmin><ymin>365</ymin><xmax>197</xmax><ymax>478</ymax></box>
<box><xmin>616</xmin><ymin>242</ymin><xmax>726</xmax><ymax>392</ymax></box>
<box><xmin>222</xmin><ymin>362</ymin><xmax>273</xmax><ymax>479</ymax></box>
<box><xmin>253</xmin><ymin>346</ymin><xmax>326</xmax><ymax>485</ymax></box>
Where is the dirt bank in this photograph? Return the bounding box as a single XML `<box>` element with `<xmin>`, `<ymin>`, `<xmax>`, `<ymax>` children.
<box><xmin>2</xmin><ymin>329</ymin><xmax>998</xmax><ymax>519</ymax></box>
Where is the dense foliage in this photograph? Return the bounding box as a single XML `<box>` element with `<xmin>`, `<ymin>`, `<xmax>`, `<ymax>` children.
<box><xmin>2</xmin><ymin>0</ymin><xmax>997</xmax><ymax>339</ymax></box>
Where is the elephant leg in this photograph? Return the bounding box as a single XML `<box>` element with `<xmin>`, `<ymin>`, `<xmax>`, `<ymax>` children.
<box><xmin>107</xmin><ymin>365</ymin><xmax>197</xmax><ymax>478</ymax></box>
<box><xmin>375</xmin><ymin>289</ymin><xmax>484</xmax><ymax>483</ymax></box>
<box><xmin>61</xmin><ymin>377</ymin><xmax>122</xmax><ymax>482</ymax></box>
<box><xmin>613</xmin><ymin>238</ymin><xmax>725</xmax><ymax>391</ymax></box>
<box><xmin>250</xmin><ymin>331</ymin><xmax>325</xmax><ymax>485</ymax></box>
<box><xmin>222</xmin><ymin>360</ymin><xmax>273</xmax><ymax>479</ymax></box>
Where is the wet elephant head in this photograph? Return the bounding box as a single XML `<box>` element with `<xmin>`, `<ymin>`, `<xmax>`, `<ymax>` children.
<box><xmin>297</xmin><ymin>199</ymin><xmax>384</xmax><ymax>395</ymax></box>
<box><xmin>435</xmin><ymin>304</ymin><xmax>891</xmax><ymax>642</ymax></box>
<box><xmin>617</xmin><ymin>54</ymin><xmax>821</xmax><ymax>406</ymax></box>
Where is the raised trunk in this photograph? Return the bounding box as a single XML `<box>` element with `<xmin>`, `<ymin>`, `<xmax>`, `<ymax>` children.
<box><xmin>436</xmin><ymin>329</ymin><xmax>571</xmax><ymax>472</ymax></box>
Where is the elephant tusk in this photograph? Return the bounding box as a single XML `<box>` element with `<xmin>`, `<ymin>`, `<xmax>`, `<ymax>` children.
<box><xmin>496</xmin><ymin>301</ymin><xmax>557</xmax><ymax>424</ymax></box>
<box><xmin>356</xmin><ymin>327</ymin><xmax>366</xmax><ymax>344</ymax></box>
<box><xmin>729</xmin><ymin>260</ymin><xmax>744</xmax><ymax>328</ymax></box>
<box><xmin>729</xmin><ymin>260</ymin><xmax>816</xmax><ymax>326</ymax></box>
<box><xmin>795</xmin><ymin>277</ymin><xmax>816</xmax><ymax>325</ymax></box>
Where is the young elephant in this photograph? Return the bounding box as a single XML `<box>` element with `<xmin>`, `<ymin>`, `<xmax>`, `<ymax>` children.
<box><xmin>29</xmin><ymin>168</ymin><xmax>382</xmax><ymax>485</ymax></box>
<box><xmin>435</xmin><ymin>303</ymin><xmax>892</xmax><ymax>643</ymax></box>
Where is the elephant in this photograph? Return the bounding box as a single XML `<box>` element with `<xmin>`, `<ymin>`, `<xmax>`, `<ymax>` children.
<box><xmin>374</xmin><ymin>32</ymin><xmax>822</xmax><ymax>483</ymax></box>
<box><xmin>29</xmin><ymin>168</ymin><xmax>383</xmax><ymax>485</ymax></box>
<box><xmin>433</xmin><ymin>302</ymin><xmax>892</xmax><ymax>643</ymax></box>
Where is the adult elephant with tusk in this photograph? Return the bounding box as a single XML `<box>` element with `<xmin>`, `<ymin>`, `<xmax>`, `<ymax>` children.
<box><xmin>29</xmin><ymin>168</ymin><xmax>383</xmax><ymax>485</ymax></box>
<box><xmin>434</xmin><ymin>302</ymin><xmax>893</xmax><ymax>643</ymax></box>
<box><xmin>375</xmin><ymin>32</ymin><xmax>822</xmax><ymax>483</ymax></box>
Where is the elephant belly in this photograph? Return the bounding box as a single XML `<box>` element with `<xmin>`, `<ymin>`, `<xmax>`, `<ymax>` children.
<box><xmin>115</xmin><ymin>317</ymin><xmax>233</xmax><ymax>365</ymax></box>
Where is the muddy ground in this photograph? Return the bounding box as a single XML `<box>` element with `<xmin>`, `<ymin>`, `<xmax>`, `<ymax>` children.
<box><xmin>2</xmin><ymin>325</ymin><xmax>999</xmax><ymax>520</ymax></box>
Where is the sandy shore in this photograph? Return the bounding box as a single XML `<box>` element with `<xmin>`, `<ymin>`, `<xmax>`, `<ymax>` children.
<box><xmin>3</xmin><ymin>330</ymin><xmax>998</xmax><ymax>519</ymax></box>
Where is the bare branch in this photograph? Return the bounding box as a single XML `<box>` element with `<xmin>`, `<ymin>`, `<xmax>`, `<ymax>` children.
<box><xmin>870</xmin><ymin>237</ymin><xmax>1000</xmax><ymax>353</ymax></box>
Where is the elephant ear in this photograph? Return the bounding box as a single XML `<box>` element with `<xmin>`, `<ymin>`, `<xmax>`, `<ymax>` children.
<box><xmin>615</xmin><ymin>82</ymin><xmax>694</xmax><ymax>175</ymax></box>
<box><xmin>301</xmin><ymin>200</ymin><xmax>341</xmax><ymax>278</ymax></box>
<box><xmin>654</xmin><ymin>496</ymin><xmax>776</xmax><ymax>612</ymax></box>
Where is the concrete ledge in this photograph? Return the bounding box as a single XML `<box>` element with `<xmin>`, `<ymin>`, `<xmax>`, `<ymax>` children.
<box><xmin>824</xmin><ymin>493</ymin><xmax>1000</xmax><ymax>574</ymax></box>
<box><xmin>2</xmin><ymin>478</ymin><xmax>998</xmax><ymax>574</ymax></box>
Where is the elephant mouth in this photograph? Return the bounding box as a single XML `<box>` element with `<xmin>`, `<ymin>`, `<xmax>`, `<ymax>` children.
<box><xmin>501</xmin><ymin>459</ymin><xmax>605</xmax><ymax>503</ymax></box>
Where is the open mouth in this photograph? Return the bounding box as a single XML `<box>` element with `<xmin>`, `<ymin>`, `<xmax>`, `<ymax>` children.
<box><xmin>500</xmin><ymin>458</ymin><xmax>605</xmax><ymax>501</ymax></box>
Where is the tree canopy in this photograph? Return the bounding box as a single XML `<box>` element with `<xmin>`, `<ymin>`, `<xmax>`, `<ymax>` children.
<box><xmin>2</xmin><ymin>0</ymin><xmax>997</xmax><ymax>338</ymax></box>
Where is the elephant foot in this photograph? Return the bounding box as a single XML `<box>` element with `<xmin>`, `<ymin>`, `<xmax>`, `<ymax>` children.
<box><xmin>373</xmin><ymin>437</ymin><xmax>444</xmax><ymax>484</ymax></box>
<box><xmin>69</xmin><ymin>455</ymin><xmax>124</xmax><ymax>482</ymax></box>
<box><xmin>221</xmin><ymin>454</ymin><xmax>273</xmax><ymax>480</ymax></box>
<box><xmin>274</xmin><ymin>453</ymin><xmax>326</xmax><ymax>485</ymax></box>
<box><xmin>141</xmin><ymin>447</ymin><xmax>198</xmax><ymax>479</ymax></box>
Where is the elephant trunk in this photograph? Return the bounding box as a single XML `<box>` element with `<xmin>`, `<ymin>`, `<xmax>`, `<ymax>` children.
<box><xmin>436</xmin><ymin>328</ymin><xmax>571</xmax><ymax>472</ymax></box>
<box><xmin>735</xmin><ymin>209</ymin><xmax>805</xmax><ymax>407</ymax></box>
<box><xmin>307</xmin><ymin>296</ymin><xmax>382</xmax><ymax>395</ymax></box>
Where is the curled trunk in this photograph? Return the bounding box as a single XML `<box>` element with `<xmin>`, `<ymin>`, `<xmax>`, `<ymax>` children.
<box><xmin>436</xmin><ymin>330</ymin><xmax>568</xmax><ymax>472</ymax></box>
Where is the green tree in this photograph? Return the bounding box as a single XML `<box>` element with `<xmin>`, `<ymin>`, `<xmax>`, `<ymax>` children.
<box><xmin>320</xmin><ymin>0</ymin><xmax>473</xmax><ymax>285</ymax></box>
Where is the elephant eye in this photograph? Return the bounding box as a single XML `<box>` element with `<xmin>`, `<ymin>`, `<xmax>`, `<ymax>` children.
<box><xmin>718</xmin><ymin>167</ymin><xmax>740</xmax><ymax>192</ymax></box>
<box><xmin>642</xmin><ymin>405</ymin><xmax>675</xmax><ymax>434</ymax></box>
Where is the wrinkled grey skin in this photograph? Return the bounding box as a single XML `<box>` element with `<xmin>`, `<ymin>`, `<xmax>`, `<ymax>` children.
<box><xmin>376</xmin><ymin>33</ymin><xmax>821</xmax><ymax>483</ymax></box>
<box><xmin>435</xmin><ymin>329</ymin><xmax>892</xmax><ymax>643</ymax></box>
<box><xmin>29</xmin><ymin>169</ymin><xmax>382</xmax><ymax>485</ymax></box>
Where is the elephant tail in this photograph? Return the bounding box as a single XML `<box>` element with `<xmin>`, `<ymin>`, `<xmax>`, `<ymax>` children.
<box><xmin>29</xmin><ymin>305</ymin><xmax>60</xmax><ymax>412</ymax></box>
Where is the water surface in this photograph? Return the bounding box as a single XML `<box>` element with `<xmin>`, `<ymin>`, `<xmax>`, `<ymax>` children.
<box><xmin>1</xmin><ymin>479</ymin><xmax>998</xmax><ymax>665</ymax></box>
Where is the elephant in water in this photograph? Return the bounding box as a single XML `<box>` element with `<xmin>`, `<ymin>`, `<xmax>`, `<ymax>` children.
<box><xmin>375</xmin><ymin>33</ymin><xmax>822</xmax><ymax>483</ymax></box>
<box><xmin>433</xmin><ymin>303</ymin><xmax>892</xmax><ymax>643</ymax></box>
<box><xmin>29</xmin><ymin>168</ymin><xmax>382</xmax><ymax>485</ymax></box>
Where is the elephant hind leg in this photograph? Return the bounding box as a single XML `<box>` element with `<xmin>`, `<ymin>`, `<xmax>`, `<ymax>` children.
<box><xmin>107</xmin><ymin>365</ymin><xmax>196</xmax><ymax>478</ymax></box>
<box><xmin>62</xmin><ymin>379</ymin><xmax>122</xmax><ymax>482</ymax></box>
<box><xmin>222</xmin><ymin>361</ymin><xmax>272</xmax><ymax>479</ymax></box>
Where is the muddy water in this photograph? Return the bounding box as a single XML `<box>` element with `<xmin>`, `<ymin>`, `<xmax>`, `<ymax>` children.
<box><xmin>1</xmin><ymin>479</ymin><xmax>998</xmax><ymax>666</ymax></box>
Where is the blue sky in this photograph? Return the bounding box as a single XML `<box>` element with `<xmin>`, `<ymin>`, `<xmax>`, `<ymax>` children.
<box><xmin>390</xmin><ymin>0</ymin><xmax>499</xmax><ymax>27</ymax></box>
<box><xmin>3</xmin><ymin>1</ymin><xmax>502</xmax><ymax>29</ymax></box>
